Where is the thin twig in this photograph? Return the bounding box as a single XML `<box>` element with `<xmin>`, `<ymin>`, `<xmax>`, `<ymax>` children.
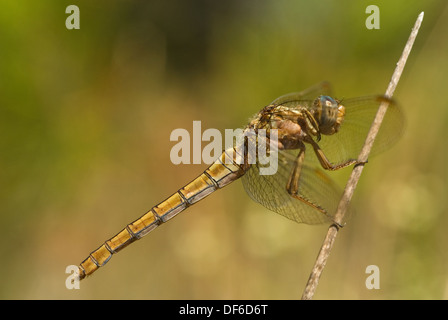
<box><xmin>301</xmin><ymin>12</ymin><xmax>424</xmax><ymax>300</ymax></box>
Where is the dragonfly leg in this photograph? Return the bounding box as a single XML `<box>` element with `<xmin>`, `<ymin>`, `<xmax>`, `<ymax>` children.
<box><xmin>285</xmin><ymin>147</ymin><xmax>305</xmax><ymax>196</ymax></box>
<box><xmin>308</xmin><ymin>139</ymin><xmax>365</xmax><ymax>171</ymax></box>
<box><xmin>286</xmin><ymin>146</ymin><xmax>334</xmax><ymax>221</ymax></box>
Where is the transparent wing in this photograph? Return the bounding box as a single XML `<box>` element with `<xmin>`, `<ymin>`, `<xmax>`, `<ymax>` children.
<box><xmin>317</xmin><ymin>96</ymin><xmax>404</xmax><ymax>166</ymax></box>
<box><xmin>271</xmin><ymin>81</ymin><xmax>331</xmax><ymax>105</ymax></box>
<box><xmin>241</xmin><ymin>134</ymin><xmax>341</xmax><ymax>225</ymax></box>
<box><xmin>241</xmin><ymin>91</ymin><xmax>403</xmax><ymax>225</ymax></box>
<box><xmin>271</xmin><ymin>94</ymin><xmax>404</xmax><ymax>167</ymax></box>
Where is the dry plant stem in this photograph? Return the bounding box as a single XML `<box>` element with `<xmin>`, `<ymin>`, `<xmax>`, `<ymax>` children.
<box><xmin>301</xmin><ymin>12</ymin><xmax>424</xmax><ymax>300</ymax></box>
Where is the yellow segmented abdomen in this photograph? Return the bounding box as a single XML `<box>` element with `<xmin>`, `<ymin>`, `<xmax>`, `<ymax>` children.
<box><xmin>77</xmin><ymin>148</ymin><xmax>247</xmax><ymax>280</ymax></box>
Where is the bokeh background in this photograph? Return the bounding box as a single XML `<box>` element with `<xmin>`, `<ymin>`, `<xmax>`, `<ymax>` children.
<box><xmin>0</xmin><ymin>0</ymin><xmax>446</xmax><ymax>299</ymax></box>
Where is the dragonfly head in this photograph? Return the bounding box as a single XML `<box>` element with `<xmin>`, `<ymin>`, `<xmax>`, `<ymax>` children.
<box><xmin>313</xmin><ymin>96</ymin><xmax>345</xmax><ymax>135</ymax></box>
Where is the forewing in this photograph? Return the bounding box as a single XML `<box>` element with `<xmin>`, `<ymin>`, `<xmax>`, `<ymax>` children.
<box><xmin>242</xmin><ymin>88</ymin><xmax>403</xmax><ymax>224</ymax></box>
<box><xmin>316</xmin><ymin>96</ymin><xmax>404</xmax><ymax>166</ymax></box>
<box><xmin>271</xmin><ymin>82</ymin><xmax>331</xmax><ymax>105</ymax></box>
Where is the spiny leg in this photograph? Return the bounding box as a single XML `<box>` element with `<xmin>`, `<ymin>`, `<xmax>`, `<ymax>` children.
<box><xmin>286</xmin><ymin>147</ymin><xmax>305</xmax><ymax>196</ymax></box>
<box><xmin>285</xmin><ymin>146</ymin><xmax>335</xmax><ymax>222</ymax></box>
<box><xmin>308</xmin><ymin>139</ymin><xmax>366</xmax><ymax>171</ymax></box>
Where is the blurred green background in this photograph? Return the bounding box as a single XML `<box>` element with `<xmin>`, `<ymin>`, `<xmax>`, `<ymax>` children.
<box><xmin>0</xmin><ymin>0</ymin><xmax>446</xmax><ymax>299</ymax></box>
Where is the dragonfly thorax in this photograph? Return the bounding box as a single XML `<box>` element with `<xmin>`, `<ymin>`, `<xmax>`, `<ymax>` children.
<box><xmin>313</xmin><ymin>96</ymin><xmax>345</xmax><ymax>135</ymax></box>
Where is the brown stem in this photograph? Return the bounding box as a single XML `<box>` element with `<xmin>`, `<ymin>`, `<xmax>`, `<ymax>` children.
<box><xmin>301</xmin><ymin>12</ymin><xmax>424</xmax><ymax>300</ymax></box>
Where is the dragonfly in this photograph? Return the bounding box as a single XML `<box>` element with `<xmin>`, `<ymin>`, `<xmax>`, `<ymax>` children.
<box><xmin>76</xmin><ymin>82</ymin><xmax>403</xmax><ymax>280</ymax></box>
